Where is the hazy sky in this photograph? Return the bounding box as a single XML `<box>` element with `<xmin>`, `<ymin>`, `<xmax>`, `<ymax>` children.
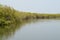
<box><xmin>0</xmin><ymin>0</ymin><xmax>60</xmax><ymax>13</ymax></box>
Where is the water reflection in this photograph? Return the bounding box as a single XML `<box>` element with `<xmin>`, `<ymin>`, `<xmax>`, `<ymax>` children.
<box><xmin>0</xmin><ymin>19</ymin><xmax>37</xmax><ymax>40</ymax></box>
<box><xmin>0</xmin><ymin>23</ymin><xmax>22</xmax><ymax>40</ymax></box>
<box><xmin>13</xmin><ymin>19</ymin><xmax>60</xmax><ymax>40</ymax></box>
<box><xmin>0</xmin><ymin>19</ymin><xmax>60</xmax><ymax>40</ymax></box>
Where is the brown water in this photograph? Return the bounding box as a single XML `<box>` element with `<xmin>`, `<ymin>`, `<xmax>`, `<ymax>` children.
<box><xmin>1</xmin><ymin>20</ymin><xmax>60</xmax><ymax>40</ymax></box>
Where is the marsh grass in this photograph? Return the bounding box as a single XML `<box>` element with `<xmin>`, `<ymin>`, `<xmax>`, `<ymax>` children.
<box><xmin>0</xmin><ymin>4</ymin><xmax>60</xmax><ymax>30</ymax></box>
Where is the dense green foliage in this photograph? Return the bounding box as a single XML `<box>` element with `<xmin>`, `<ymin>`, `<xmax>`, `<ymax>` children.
<box><xmin>0</xmin><ymin>5</ymin><xmax>20</xmax><ymax>27</ymax></box>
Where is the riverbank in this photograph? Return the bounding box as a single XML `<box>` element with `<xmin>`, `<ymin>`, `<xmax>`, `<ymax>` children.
<box><xmin>0</xmin><ymin>4</ymin><xmax>60</xmax><ymax>27</ymax></box>
<box><xmin>0</xmin><ymin>4</ymin><xmax>60</xmax><ymax>37</ymax></box>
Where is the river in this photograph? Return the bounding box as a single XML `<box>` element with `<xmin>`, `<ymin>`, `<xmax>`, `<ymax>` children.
<box><xmin>2</xmin><ymin>19</ymin><xmax>60</xmax><ymax>40</ymax></box>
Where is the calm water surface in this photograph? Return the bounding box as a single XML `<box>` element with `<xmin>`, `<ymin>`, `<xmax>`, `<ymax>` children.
<box><xmin>6</xmin><ymin>20</ymin><xmax>60</xmax><ymax>40</ymax></box>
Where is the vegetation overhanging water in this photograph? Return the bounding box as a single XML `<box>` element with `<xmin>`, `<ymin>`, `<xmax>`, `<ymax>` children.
<box><xmin>0</xmin><ymin>4</ymin><xmax>60</xmax><ymax>40</ymax></box>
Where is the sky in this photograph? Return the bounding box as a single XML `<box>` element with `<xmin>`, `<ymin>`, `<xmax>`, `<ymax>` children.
<box><xmin>0</xmin><ymin>0</ymin><xmax>60</xmax><ymax>13</ymax></box>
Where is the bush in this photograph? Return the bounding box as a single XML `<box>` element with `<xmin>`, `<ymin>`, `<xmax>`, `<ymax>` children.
<box><xmin>0</xmin><ymin>5</ymin><xmax>20</xmax><ymax>28</ymax></box>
